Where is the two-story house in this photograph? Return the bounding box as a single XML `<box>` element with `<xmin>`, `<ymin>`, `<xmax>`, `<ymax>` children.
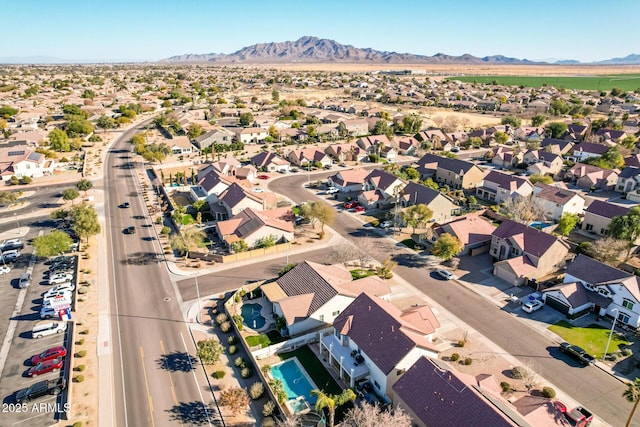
<box><xmin>327</xmin><ymin>168</ymin><xmax>370</xmax><ymax>193</ymax></box>
<box><xmin>532</xmin><ymin>183</ymin><xmax>585</xmax><ymax>221</ymax></box>
<box><xmin>234</xmin><ymin>127</ymin><xmax>269</xmax><ymax>144</ymax></box>
<box><xmin>615</xmin><ymin>166</ymin><xmax>640</xmax><ymax>194</ymax></box>
<box><xmin>192</xmin><ymin>127</ymin><xmax>235</xmax><ymax>150</ymax></box>
<box><xmin>569</xmin><ymin>142</ymin><xmax>609</xmax><ymax>162</ymax></box>
<box><xmin>319</xmin><ymin>292</ymin><xmax>440</xmax><ymax>398</ymax></box>
<box><xmin>490</xmin><ymin>146</ymin><xmax>523</xmax><ymax>169</ymax></box>
<box><xmin>491</xmin><ymin>219</ymin><xmax>570</xmax><ymax>285</ymax></box>
<box><xmin>567</xmin><ymin>163</ymin><xmax>619</xmax><ymax>190</ymax></box>
<box><xmin>287</xmin><ymin>148</ymin><xmax>333</xmax><ymax>168</ymax></box>
<box><xmin>523</xmin><ymin>150</ymin><xmax>564</xmax><ymax>176</ymax></box>
<box><xmin>416</xmin><ymin>154</ymin><xmax>485</xmax><ymax>190</ymax></box>
<box><xmin>401</xmin><ymin>181</ymin><xmax>459</xmax><ymax>223</ymax></box>
<box><xmin>218</xmin><ymin>182</ymin><xmax>277</xmax><ymax>218</ymax></box>
<box><xmin>250</xmin><ymin>151</ymin><xmax>291</xmax><ymax>173</ymax></box>
<box><xmin>476</xmin><ymin>170</ymin><xmax>533</xmax><ymax>204</ymax></box>
<box><xmin>324</xmin><ymin>142</ymin><xmax>366</xmax><ymax>163</ymax></box>
<box><xmin>341</xmin><ymin>118</ymin><xmax>369</xmax><ymax>137</ymax></box>
<box><xmin>581</xmin><ymin>200</ymin><xmax>629</xmax><ymax>237</ymax></box>
<box><xmin>359</xmin><ymin>169</ymin><xmax>406</xmax><ymax>208</ymax></box>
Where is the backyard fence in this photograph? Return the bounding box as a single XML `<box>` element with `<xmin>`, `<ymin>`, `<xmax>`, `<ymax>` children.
<box><xmin>252</xmin><ymin>329</ymin><xmax>328</xmax><ymax>360</ymax></box>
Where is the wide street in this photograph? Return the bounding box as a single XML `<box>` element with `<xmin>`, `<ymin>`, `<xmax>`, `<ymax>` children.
<box><xmin>103</xmin><ymin>123</ymin><xmax>222</xmax><ymax>427</ymax></box>
<box><xmin>176</xmin><ymin>171</ymin><xmax>630</xmax><ymax>427</ymax></box>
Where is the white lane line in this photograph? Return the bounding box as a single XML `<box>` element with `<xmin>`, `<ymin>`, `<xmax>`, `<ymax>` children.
<box><xmin>0</xmin><ymin>231</ymin><xmax>42</xmax><ymax>380</ymax></box>
<box><xmin>180</xmin><ymin>332</ymin><xmax>213</xmax><ymax>427</ymax></box>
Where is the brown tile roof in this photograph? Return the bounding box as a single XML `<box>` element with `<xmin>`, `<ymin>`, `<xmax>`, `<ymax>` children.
<box><xmin>584</xmin><ymin>199</ymin><xmax>629</xmax><ymax>219</ymax></box>
<box><xmin>534</xmin><ymin>183</ymin><xmax>582</xmax><ymax>205</ymax></box>
<box><xmin>566</xmin><ymin>254</ymin><xmax>631</xmax><ymax>285</ymax></box>
<box><xmin>492</xmin><ymin>219</ymin><xmax>563</xmax><ymax>258</ymax></box>
<box><xmin>328</xmin><ymin>168</ymin><xmax>369</xmax><ymax>187</ymax></box>
<box><xmin>436</xmin><ymin>213</ymin><xmax>496</xmax><ymax>246</ymax></box>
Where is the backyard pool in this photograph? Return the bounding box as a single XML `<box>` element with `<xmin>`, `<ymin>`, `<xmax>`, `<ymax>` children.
<box><xmin>270</xmin><ymin>358</ymin><xmax>318</xmax><ymax>413</ymax></box>
<box><xmin>530</xmin><ymin>221</ymin><xmax>552</xmax><ymax>229</ymax></box>
<box><xmin>241</xmin><ymin>303</ymin><xmax>266</xmax><ymax>329</ymax></box>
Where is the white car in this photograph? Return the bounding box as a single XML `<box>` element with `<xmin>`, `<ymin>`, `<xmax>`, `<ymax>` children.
<box><xmin>522</xmin><ymin>300</ymin><xmax>544</xmax><ymax>313</ymax></box>
<box><xmin>252</xmin><ymin>187</ymin><xmax>265</xmax><ymax>193</ymax></box>
<box><xmin>40</xmin><ymin>306</ymin><xmax>58</xmax><ymax>319</ymax></box>
<box><xmin>434</xmin><ymin>269</ymin><xmax>454</xmax><ymax>280</ymax></box>
<box><xmin>49</xmin><ymin>273</ymin><xmax>73</xmax><ymax>285</ymax></box>
<box><xmin>44</xmin><ymin>283</ymin><xmax>76</xmax><ymax>295</ymax></box>
<box><xmin>43</xmin><ymin>286</ymin><xmax>74</xmax><ymax>299</ymax></box>
<box><xmin>0</xmin><ymin>265</ymin><xmax>10</xmax><ymax>275</ymax></box>
<box><xmin>326</xmin><ymin>187</ymin><xmax>339</xmax><ymax>194</ymax></box>
<box><xmin>379</xmin><ymin>220</ymin><xmax>392</xmax><ymax>229</ymax></box>
<box><xmin>43</xmin><ymin>290</ymin><xmax>72</xmax><ymax>303</ymax></box>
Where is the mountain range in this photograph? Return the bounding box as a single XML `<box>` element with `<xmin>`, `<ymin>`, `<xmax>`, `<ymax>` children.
<box><xmin>161</xmin><ymin>36</ymin><xmax>640</xmax><ymax>65</ymax></box>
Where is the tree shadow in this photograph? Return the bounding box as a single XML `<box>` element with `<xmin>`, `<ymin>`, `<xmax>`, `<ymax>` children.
<box><xmin>390</xmin><ymin>253</ymin><xmax>429</xmax><ymax>269</ymax></box>
<box><xmin>156</xmin><ymin>351</ymin><xmax>198</xmax><ymax>372</ymax></box>
<box><xmin>166</xmin><ymin>401</ymin><xmax>217</xmax><ymax>426</ymax></box>
<box><xmin>121</xmin><ymin>252</ymin><xmax>163</xmax><ymax>266</ymax></box>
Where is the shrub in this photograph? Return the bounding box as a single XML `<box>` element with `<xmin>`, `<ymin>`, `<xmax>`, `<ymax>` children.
<box><xmin>75</xmin><ymin>350</ymin><xmax>87</xmax><ymax>358</ymax></box>
<box><xmin>79</xmin><ymin>329</ymin><xmax>89</xmax><ymax>335</ymax></box>
<box><xmin>622</xmin><ymin>348</ymin><xmax>633</xmax><ymax>357</ymax></box>
<box><xmin>262</xmin><ymin>401</ymin><xmax>276</xmax><ymax>417</ymax></box>
<box><xmin>78</xmin><ymin>287</ymin><xmax>88</xmax><ymax>294</ymax></box>
<box><xmin>610</xmin><ymin>352</ymin><xmax>619</xmax><ymax>361</ymax></box>
<box><xmin>227</xmin><ymin>336</ymin><xmax>237</xmax><ymax>345</ymax></box>
<box><xmin>234</xmin><ymin>357</ymin><xmax>245</xmax><ymax>368</ymax></box>
<box><xmin>228</xmin><ymin>345</ymin><xmax>237</xmax><ymax>355</ymax></box>
<box><xmin>212</xmin><ymin>370</ymin><xmax>226</xmax><ymax>379</ymax></box>
<box><xmin>463</xmin><ymin>358</ymin><xmax>472</xmax><ymax>365</ymax></box>
<box><xmin>511</xmin><ymin>366</ymin><xmax>526</xmax><ymax>379</ymax></box>
<box><xmin>75</xmin><ymin>338</ymin><xmax>85</xmax><ymax>345</ymax></box>
<box><xmin>457</xmin><ymin>340</ymin><xmax>466</xmax><ymax>348</ymax></box>
<box><xmin>241</xmin><ymin>367</ymin><xmax>252</xmax><ymax>378</ymax></box>
<box><xmin>73</xmin><ymin>375</ymin><xmax>85</xmax><ymax>383</ymax></box>
<box><xmin>74</xmin><ymin>365</ymin><xmax>86</xmax><ymax>372</ymax></box>
<box><xmin>250</xmin><ymin>382</ymin><xmax>264</xmax><ymax>400</ymax></box>
<box><xmin>73</xmin><ymin>422</ymin><xmax>83</xmax><ymax>427</ymax></box>
<box><xmin>500</xmin><ymin>382</ymin><xmax>511</xmax><ymax>392</ymax></box>
<box><xmin>450</xmin><ymin>353</ymin><xmax>460</xmax><ymax>362</ymax></box>
<box><xmin>262</xmin><ymin>417</ymin><xmax>275</xmax><ymax>427</ymax></box>
<box><xmin>220</xmin><ymin>321</ymin><xmax>232</xmax><ymax>333</ymax></box>
<box><xmin>232</xmin><ymin>314</ymin><xmax>243</xmax><ymax>331</ymax></box>
<box><xmin>542</xmin><ymin>386</ymin><xmax>556</xmax><ymax>398</ymax></box>
<box><xmin>216</xmin><ymin>313</ymin><xmax>228</xmax><ymax>325</ymax></box>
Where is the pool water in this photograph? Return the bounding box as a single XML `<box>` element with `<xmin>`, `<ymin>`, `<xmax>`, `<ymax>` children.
<box><xmin>241</xmin><ymin>303</ymin><xmax>266</xmax><ymax>329</ymax></box>
<box><xmin>530</xmin><ymin>221</ymin><xmax>551</xmax><ymax>229</ymax></box>
<box><xmin>270</xmin><ymin>358</ymin><xmax>318</xmax><ymax>412</ymax></box>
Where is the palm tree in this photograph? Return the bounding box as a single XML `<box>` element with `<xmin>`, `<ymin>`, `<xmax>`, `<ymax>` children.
<box><xmin>311</xmin><ymin>388</ymin><xmax>356</xmax><ymax>427</ymax></box>
<box><xmin>624</xmin><ymin>378</ymin><xmax>640</xmax><ymax>427</ymax></box>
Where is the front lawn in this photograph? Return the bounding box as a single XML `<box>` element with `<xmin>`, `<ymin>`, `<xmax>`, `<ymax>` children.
<box><xmin>548</xmin><ymin>320</ymin><xmax>629</xmax><ymax>358</ymax></box>
<box><xmin>278</xmin><ymin>345</ymin><xmax>341</xmax><ymax>395</ymax></box>
<box><xmin>401</xmin><ymin>238</ymin><xmax>423</xmax><ymax>251</ymax></box>
<box><xmin>350</xmin><ymin>269</ymin><xmax>375</xmax><ymax>280</ymax></box>
<box><xmin>245</xmin><ymin>330</ymin><xmax>286</xmax><ymax>348</ymax></box>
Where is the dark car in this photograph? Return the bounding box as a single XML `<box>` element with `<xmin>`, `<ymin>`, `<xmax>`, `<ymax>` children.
<box><xmin>15</xmin><ymin>378</ymin><xmax>66</xmax><ymax>403</ymax></box>
<box><xmin>125</xmin><ymin>226</ymin><xmax>136</xmax><ymax>234</ymax></box>
<box><xmin>30</xmin><ymin>346</ymin><xmax>67</xmax><ymax>365</ymax></box>
<box><xmin>119</xmin><ymin>202</ymin><xmax>130</xmax><ymax>208</ymax></box>
<box><xmin>27</xmin><ymin>358</ymin><xmax>63</xmax><ymax>377</ymax></box>
<box><xmin>559</xmin><ymin>342</ymin><xmax>595</xmax><ymax>366</ymax></box>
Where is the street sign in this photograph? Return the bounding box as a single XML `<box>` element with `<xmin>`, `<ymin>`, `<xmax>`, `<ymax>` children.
<box><xmin>49</xmin><ymin>295</ymin><xmax>71</xmax><ymax>311</ymax></box>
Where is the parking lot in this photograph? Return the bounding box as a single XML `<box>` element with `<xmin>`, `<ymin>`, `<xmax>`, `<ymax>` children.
<box><xmin>0</xmin><ymin>224</ymin><xmax>76</xmax><ymax>426</ymax></box>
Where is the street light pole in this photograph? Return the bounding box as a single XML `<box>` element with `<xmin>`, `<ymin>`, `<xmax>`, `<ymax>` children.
<box><xmin>14</xmin><ymin>213</ymin><xmax>20</xmax><ymax>234</ymax></box>
<box><xmin>195</xmin><ymin>276</ymin><xmax>202</xmax><ymax>324</ymax></box>
<box><xmin>603</xmin><ymin>308</ymin><xmax>619</xmax><ymax>362</ymax></box>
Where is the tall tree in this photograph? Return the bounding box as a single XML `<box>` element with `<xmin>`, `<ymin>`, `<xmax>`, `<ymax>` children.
<box><xmin>76</xmin><ymin>179</ymin><xmax>93</xmax><ymax>195</ymax></box>
<box><xmin>70</xmin><ymin>204</ymin><xmax>101</xmax><ymax>243</ymax></box>
<box><xmin>499</xmin><ymin>195</ymin><xmax>545</xmax><ymax>224</ymax></box>
<box><xmin>501</xmin><ymin>115</ymin><xmax>522</xmax><ymax>128</ymax></box>
<box><xmin>32</xmin><ymin>230</ymin><xmax>74</xmax><ymax>257</ymax></box>
<box><xmin>556</xmin><ymin>213</ymin><xmax>579</xmax><ymax>236</ymax></box>
<box><xmin>431</xmin><ymin>233</ymin><xmax>463</xmax><ymax>260</ymax></box>
<box><xmin>170</xmin><ymin>226</ymin><xmax>206</xmax><ymax>262</ymax></box>
<box><xmin>307</xmin><ymin>201</ymin><xmax>335</xmax><ymax>233</ymax></box>
<box><xmin>609</xmin><ymin>207</ymin><xmax>640</xmax><ymax>258</ymax></box>
<box><xmin>623</xmin><ymin>378</ymin><xmax>640</xmax><ymax>427</ymax></box>
<box><xmin>311</xmin><ymin>389</ymin><xmax>356</xmax><ymax>427</ymax></box>
<box><xmin>62</xmin><ymin>188</ymin><xmax>80</xmax><ymax>205</ymax></box>
<box><xmin>49</xmin><ymin>128</ymin><xmax>70</xmax><ymax>152</ymax></box>
<box><xmin>546</xmin><ymin>122</ymin><xmax>568</xmax><ymax>139</ymax></box>
<box><xmin>239</xmin><ymin>112</ymin><xmax>254</xmax><ymax>127</ymax></box>
<box><xmin>531</xmin><ymin>114</ymin><xmax>547</xmax><ymax>127</ymax></box>
<box><xmin>401</xmin><ymin>204</ymin><xmax>433</xmax><ymax>234</ymax></box>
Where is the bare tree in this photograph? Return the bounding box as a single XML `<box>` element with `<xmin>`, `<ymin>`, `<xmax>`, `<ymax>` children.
<box><xmin>329</xmin><ymin>242</ymin><xmax>359</xmax><ymax>266</ymax></box>
<box><xmin>499</xmin><ymin>195</ymin><xmax>546</xmax><ymax>224</ymax></box>
<box><xmin>354</xmin><ymin>237</ymin><xmax>376</xmax><ymax>271</ymax></box>
<box><xmin>275</xmin><ymin>416</ymin><xmax>301</xmax><ymax>427</ymax></box>
<box><xmin>342</xmin><ymin>402</ymin><xmax>412</xmax><ymax>427</ymax></box>
<box><xmin>585</xmin><ymin>237</ymin><xmax>628</xmax><ymax>266</ymax></box>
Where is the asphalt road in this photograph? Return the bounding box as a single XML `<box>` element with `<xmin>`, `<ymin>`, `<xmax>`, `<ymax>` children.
<box><xmin>177</xmin><ymin>172</ymin><xmax>629</xmax><ymax>426</ymax></box>
<box><xmin>104</xmin><ymin>124</ymin><xmax>222</xmax><ymax>427</ymax></box>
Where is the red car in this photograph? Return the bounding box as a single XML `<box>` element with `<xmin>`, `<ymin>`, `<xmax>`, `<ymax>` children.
<box><xmin>353</xmin><ymin>206</ymin><xmax>365</xmax><ymax>212</ymax></box>
<box><xmin>27</xmin><ymin>358</ymin><xmax>63</xmax><ymax>377</ymax></box>
<box><xmin>257</xmin><ymin>175</ymin><xmax>269</xmax><ymax>180</ymax></box>
<box><xmin>344</xmin><ymin>201</ymin><xmax>359</xmax><ymax>209</ymax></box>
<box><xmin>30</xmin><ymin>346</ymin><xmax>67</xmax><ymax>365</ymax></box>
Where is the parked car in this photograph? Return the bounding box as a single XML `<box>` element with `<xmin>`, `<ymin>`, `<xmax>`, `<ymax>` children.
<box><xmin>43</xmin><ymin>289</ymin><xmax>73</xmax><ymax>301</ymax></box>
<box><xmin>15</xmin><ymin>378</ymin><xmax>66</xmax><ymax>403</ymax></box>
<box><xmin>353</xmin><ymin>205</ymin><xmax>365</xmax><ymax>212</ymax></box>
<box><xmin>435</xmin><ymin>269</ymin><xmax>454</xmax><ymax>280</ymax></box>
<box><xmin>326</xmin><ymin>187</ymin><xmax>339</xmax><ymax>194</ymax></box>
<box><xmin>27</xmin><ymin>358</ymin><xmax>63</xmax><ymax>377</ymax></box>
<box><xmin>49</xmin><ymin>273</ymin><xmax>73</xmax><ymax>285</ymax></box>
<box><xmin>1</xmin><ymin>239</ymin><xmax>24</xmax><ymax>251</ymax></box>
<box><xmin>45</xmin><ymin>282</ymin><xmax>76</xmax><ymax>295</ymax></box>
<box><xmin>30</xmin><ymin>346</ymin><xmax>67</xmax><ymax>365</ymax></box>
<box><xmin>565</xmin><ymin>406</ymin><xmax>594</xmax><ymax>427</ymax></box>
<box><xmin>379</xmin><ymin>220</ymin><xmax>393</xmax><ymax>229</ymax></box>
<box><xmin>32</xmin><ymin>321</ymin><xmax>66</xmax><ymax>339</ymax></box>
<box><xmin>1</xmin><ymin>249</ymin><xmax>20</xmax><ymax>263</ymax></box>
<box><xmin>522</xmin><ymin>300</ymin><xmax>544</xmax><ymax>313</ymax></box>
<box><xmin>252</xmin><ymin>187</ymin><xmax>265</xmax><ymax>193</ymax></box>
<box><xmin>344</xmin><ymin>201</ymin><xmax>359</xmax><ymax>209</ymax></box>
<box><xmin>18</xmin><ymin>272</ymin><xmax>31</xmax><ymax>289</ymax></box>
<box><xmin>559</xmin><ymin>342</ymin><xmax>595</xmax><ymax>366</ymax></box>
<box><xmin>0</xmin><ymin>265</ymin><xmax>10</xmax><ymax>274</ymax></box>
<box><xmin>257</xmin><ymin>175</ymin><xmax>269</xmax><ymax>180</ymax></box>
<box><xmin>119</xmin><ymin>202</ymin><xmax>130</xmax><ymax>208</ymax></box>
<box><xmin>40</xmin><ymin>306</ymin><xmax>58</xmax><ymax>320</ymax></box>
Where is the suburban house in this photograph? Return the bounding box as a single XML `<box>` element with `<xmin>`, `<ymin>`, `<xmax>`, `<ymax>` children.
<box><xmin>218</xmin><ymin>182</ymin><xmax>277</xmax><ymax>218</ymax></box>
<box><xmin>581</xmin><ymin>200</ymin><xmax>629</xmax><ymax>237</ymax></box>
<box><xmin>532</xmin><ymin>183</ymin><xmax>585</xmax><ymax>221</ymax></box>
<box><xmin>324</xmin><ymin>142</ymin><xmax>366</xmax><ymax>162</ymax></box>
<box><xmin>476</xmin><ymin>170</ymin><xmax>533</xmax><ymax>204</ymax></box>
<box><xmin>192</xmin><ymin>127</ymin><xmax>235</xmax><ymax>150</ymax></box>
<box><xmin>543</xmin><ymin>254</ymin><xmax>640</xmax><ymax>327</ymax></box>
<box><xmin>415</xmin><ymin>129</ymin><xmax>447</xmax><ymax>148</ymax></box>
<box><xmin>169</xmin><ymin>136</ymin><xmax>196</xmax><ymax>155</ymax></box>
<box><xmin>287</xmin><ymin>148</ymin><xmax>333</xmax><ymax>168</ymax></box>
<box><xmin>569</xmin><ymin>142</ymin><xmax>609</xmax><ymax>162</ymax></box>
<box><xmin>250</xmin><ymin>151</ymin><xmax>291</xmax><ymax>173</ymax></box>
<box><xmin>615</xmin><ymin>166</ymin><xmax>640</xmax><ymax>193</ymax></box>
<box><xmin>401</xmin><ymin>181</ymin><xmax>458</xmax><ymax>223</ymax></box>
<box><xmin>491</xmin><ymin>219</ymin><xmax>570</xmax><ymax>285</ymax></box>
<box><xmin>595</xmin><ymin>128</ymin><xmax>628</xmax><ymax>143</ymax></box>
<box><xmin>356</xmin><ymin>135</ymin><xmax>391</xmax><ymax>154</ymax></box>
<box><xmin>202</xmin><ymin>157</ymin><xmax>241</xmax><ymax>177</ymax></box>
<box><xmin>540</xmin><ymin>138</ymin><xmax>574</xmax><ymax>155</ymax></box>
<box><xmin>567</xmin><ymin>163</ymin><xmax>619</xmax><ymax>190</ymax></box>
<box><xmin>319</xmin><ymin>292</ymin><xmax>440</xmax><ymax>398</ymax></box>
<box><xmin>394</xmin><ymin>136</ymin><xmax>420</xmax><ymax>156</ymax></box>
<box><xmin>513</xmin><ymin>126</ymin><xmax>544</xmax><ymax>142</ymax></box>
<box><xmin>341</xmin><ymin>118</ymin><xmax>369</xmax><ymax>136</ymax></box>
<box><xmin>393</xmin><ymin>357</ymin><xmax>518</xmax><ymax>427</ymax></box>
<box><xmin>0</xmin><ymin>146</ymin><xmax>53</xmax><ymax>181</ymax></box>
<box><xmin>262</xmin><ymin>262</ymin><xmax>391</xmax><ymax>337</ymax></box>
<box><xmin>379</xmin><ymin>145</ymin><xmax>398</xmax><ymax>161</ymax></box>
<box><xmin>235</xmin><ymin>165</ymin><xmax>257</xmax><ymax>181</ymax></box>
<box><xmin>360</xmin><ymin>169</ymin><xmax>406</xmax><ymax>208</ymax></box>
<box><xmin>432</xmin><ymin>212</ymin><xmax>496</xmax><ymax>255</ymax></box>
<box><xmin>215</xmin><ymin>207</ymin><xmax>294</xmax><ymax>248</ymax></box>
<box><xmin>234</xmin><ymin>127</ymin><xmax>269</xmax><ymax>144</ymax></box>
<box><xmin>490</xmin><ymin>146</ymin><xmax>523</xmax><ymax>169</ymax></box>
<box><xmin>565</xmin><ymin>124</ymin><xmax>588</xmax><ymax>141</ymax></box>
<box><xmin>416</xmin><ymin>153</ymin><xmax>485</xmax><ymax>190</ymax></box>
<box><xmin>195</xmin><ymin>168</ymin><xmax>238</xmax><ymax>202</ymax></box>
<box><xmin>523</xmin><ymin>150</ymin><xmax>564</xmax><ymax>176</ymax></box>
<box><xmin>327</xmin><ymin>168</ymin><xmax>370</xmax><ymax>192</ymax></box>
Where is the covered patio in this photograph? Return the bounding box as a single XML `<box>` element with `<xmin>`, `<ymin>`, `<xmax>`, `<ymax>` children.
<box><xmin>319</xmin><ymin>331</ymin><xmax>369</xmax><ymax>388</ymax></box>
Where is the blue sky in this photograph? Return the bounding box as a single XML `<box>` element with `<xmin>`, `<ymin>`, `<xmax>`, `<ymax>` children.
<box><xmin>3</xmin><ymin>0</ymin><xmax>639</xmax><ymax>62</ymax></box>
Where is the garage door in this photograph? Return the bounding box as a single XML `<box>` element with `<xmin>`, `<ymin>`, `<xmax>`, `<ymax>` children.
<box><xmin>493</xmin><ymin>265</ymin><xmax>519</xmax><ymax>286</ymax></box>
<box><xmin>544</xmin><ymin>295</ymin><xmax>571</xmax><ymax>314</ymax></box>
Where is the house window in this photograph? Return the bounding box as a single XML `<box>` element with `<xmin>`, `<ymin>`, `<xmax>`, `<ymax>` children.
<box><xmin>585</xmin><ymin>224</ymin><xmax>593</xmax><ymax>231</ymax></box>
<box><xmin>319</xmin><ymin>314</ymin><xmax>324</xmax><ymax>322</ymax></box>
<box><xmin>334</xmin><ymin>330</ymin><xmax>341</xmax><ymax>339</ymax></box>
<box><xmin>623</xmin><ymin>299</ymin><xmax>635</xmax><ymax>310</ymax></box>
<box><xmin>374</xmin><ymin>380</ymin><xmax>381</xmax><ymax>390</ymax></box>
<box><xmin>396</xmin><ymin>369</ymin><xmax>405</xmax><ymax>376</ymax></box>
<box><xmin>332</xmin><ymin>310</ymin><xmax>340</xmax><ymax>316</ymax></box>
<box><xmin>618</xmin><ymin>312</ymin><xmax>631</xmax><ymax>324</ymax></box>
<box><xmin>600</xmin><ymin>228</ymin><xmax>606</xmax><ymax>235</ymax></box>
<box><xmin>492</xmin><ymin>248</ymin><xmax>497</xmax><ymax>255</ymax></box>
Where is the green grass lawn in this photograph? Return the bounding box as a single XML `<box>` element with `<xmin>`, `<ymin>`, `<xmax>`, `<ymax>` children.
<box><xmin>278</xmin><ymin>345</ymin><xmax>342</xmax><ymax>395</ymax></box>
<box><xmin>245</xmin><ymin>330</ymin><xmax>286</xmax><ymax>348</ymax></box>
<box><xmin>447</xmin><ymin>75</ymin><xmax>640</xmax><ymax>91</ymax></box>
<box><xmin>548</xmin><ymin>320</ymin><xmax>629</xmax><ymax>358</ymax></box>
<box><xmin>400</xmin><ymin>238</ymin><xmax>423</xmax><ymax>251</ymax></box>
<box><xmin>350</xmin><ymin>269</ymin><xmax>376</xmax><ymax>280</ymax></box>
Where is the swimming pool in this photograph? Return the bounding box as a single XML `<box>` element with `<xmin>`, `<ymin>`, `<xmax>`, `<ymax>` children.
<box><xmin>241</xmin><ymin>303</ymin><xmax>265</xmax><ymax>329</ymax></box>
<box><xmin>270</xmin><ymin>357</ymin><xmax>318</xmax><ymax>413</ymax></box>
<box><xmin>530</xmin><ymin>221</ymin><xmax>552</xmax><ymax>229</ymax></box>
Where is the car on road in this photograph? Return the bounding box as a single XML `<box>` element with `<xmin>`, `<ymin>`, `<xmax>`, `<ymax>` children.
<box><xmin>379</xmin><ymin>220</ymin><xmax>393</xmax><ymax>229</ymax></box>
<box><xmin>559</xmin><ymin>342</ymin><xmax>595</xmax><ymax>366</ymax></box>
<box><xmin>49</xmin><ymin>273</ymin><xmax>73</xmax><ymax>285</ymax></box>
<box><xmin>352</xmin><ymin>205</ymin><xmax>365</xmax><ymax>212</ymax></box>
<box><xmin>257</xmin><ymin>175</ymin><xmax>269</xmax><ymax>180</ymax></box>
<box><xmin>119</xmin><ymin>202</ymin><xmax>130</xmax><ymax>208</ymax></box>
<box><xmin>27</xmin><ymin>358</ymin><xmax>63</xmax><ymax>377</ymax></box>
<box><xmin>326</xmin><ymin>187</ymin><xmax>339</xmax><ymax>194</ymax></box>
<box><xmin>0</xmin><ymin>265</ymin><xmax>10</xmax><ymax>274</ymax></box>
<box><xmin>30</xmin><ymin>346</ymin><xmax>67</xmax><ymax>365</ymax></box>
<box><xmin>1</xmin><ymin>239</ymin><xmax>24</xmax><ymax>251</ymax></box>
<box><xmin>290</xmin><ymin>168</ymin><xmax>299</xmax><ymax>173</ymax></box>
<box><xmin>124</xmin><ymin>226</ymin><xmax>136</xmax><ymax>234</ymax></box>
<box><xmin>522</xmin><ymin>300</ymin><xmax>544</xmax><ymax>313</ymax></box>
<box><xmin>18</xmin><ymin>272</ymin><xmax>31</xmax><ymax>289</ymax></box>
<box><xmin>344</xmin><ymin>201</ymin><xmax>359</xmax><ymax>209</ymax></box>
<box><xmin>435</xmin><ymin>269</ymin><xmax>455</xmax><ymax>280</ymax></box>
<box><xmin>15</xmin><ymin>378</ymin><xmax>66</xmax><ymax>403</ymax></box>
<box><xmin>252</xmin><ymin>187</ymin><xmax>265</xmax><ymax>193</ymax></box>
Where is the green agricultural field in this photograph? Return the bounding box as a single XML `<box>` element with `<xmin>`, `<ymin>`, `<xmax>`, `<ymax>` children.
<box><xmin>447</xmin><ymin>74</ymin><xmax>640</xmax><ymax>91</ymax></box>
